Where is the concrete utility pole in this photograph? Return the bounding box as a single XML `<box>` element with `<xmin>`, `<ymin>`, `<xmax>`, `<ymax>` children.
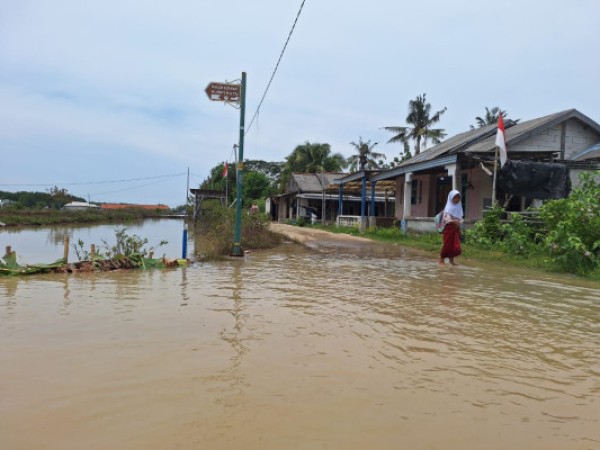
<box><xmin>232</xmin><ymin>72</ymin><xmax>246</xmax><ymax>257</ymax></box>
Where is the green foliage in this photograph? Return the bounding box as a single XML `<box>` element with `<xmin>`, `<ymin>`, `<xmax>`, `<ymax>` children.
<box><xmin>0</xmin><ymin>208</ymin><xmax>164</xmax><ymax>226</ymax></box>
<box><xmin>101</xmin><ymin>227</ymin><xmax>167</xmax><ymax>259</ymax></box>
<box><xmin>470</xmin><ymin>107</ymin><xmax>518</xmax><ymax>129</ymax></box>
<box><xmin>348</xmin><ymin>137</ymin><xmax>386</xmax><ymax>171</ymax></box>
<box><xmin>279</xmin><ymin>141</ymin><xmax>347</xmax><ymax>192</ymax></box>
<box><xmin>538</xmin><ymin>171</ymin><xmax>600</xmax><ymax>274</ymax></box>
<box><xmin>72</xmin><ymin>227</ymin><xmax>167</xmax><ymax>261</ymax></box>
<box><xmin>383</xmin><ymin>93</ymin><xmax>447</xmax><ymax>156</ymax></box>
<box><xmin>466</xmin><ymin>172</ymin><xmax>600</xmax><ymax>275</ymax></box>
<box><xmin>0</xmin><ymin>188</ymin><xmax>85</xmax><ymax>209</ymax></box>
<box><xmin>466</xmin><ymin>205</ymin><xmax>505</xmax><ymax>248</ymax></box>
<box><xmin>200</xmin><ymin>160</ymin><xmax>279</xmax><ymax>206</ymax></box>
<box><xmin>243</xmin><ymin>171</ymin><xmax>275</xmax><ymax>206</ymax></box>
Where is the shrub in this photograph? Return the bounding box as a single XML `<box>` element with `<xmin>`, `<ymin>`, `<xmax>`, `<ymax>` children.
<box><xmin>538</xmin><ymin>171</ymin><xmax>600</xmax><ymax>274</ymax></box>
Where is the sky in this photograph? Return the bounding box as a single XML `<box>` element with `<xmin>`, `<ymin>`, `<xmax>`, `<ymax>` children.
<box><xmin>1</xmin><ymin>0</ymin><xmax>599</xmax><ymax>207</ymax></box>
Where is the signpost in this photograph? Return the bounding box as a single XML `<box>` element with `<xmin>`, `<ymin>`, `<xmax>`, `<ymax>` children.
<box><xmin>204</xmin><ymin>75</ymin><xmax>246</xmax><ymax>257</ymax></box>
<box><xmin>204</xmin><ymin>82</ymin><xmax>241</xmax><ymax>103</ymax></box>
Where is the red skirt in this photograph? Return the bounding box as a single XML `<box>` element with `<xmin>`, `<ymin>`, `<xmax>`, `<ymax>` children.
<box><xmin>441</xmin><ymin>222</ymin><xmax>462</xmax><ymax>259</ymax></box>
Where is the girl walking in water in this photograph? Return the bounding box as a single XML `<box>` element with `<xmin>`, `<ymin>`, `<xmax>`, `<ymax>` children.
<box><xmin>439</xmin><ymin>189</ymin><xmax>463</xmax><ymax>265</ymax></box>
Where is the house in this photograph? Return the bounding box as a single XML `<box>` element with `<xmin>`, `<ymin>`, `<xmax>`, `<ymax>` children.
<box><xmin>271</xmin><ymin>172</ymin><xmax>395</xmax><ymax>225</ymax></box>
<box><xmin>63</xmin><ymin>201</ymin><xmax>100</xmax><ymax>210</ymax></box>
<box><xmin>367</xmin><ymin>109</ymin><xmax>600</xmax><ymax>232</ymax></box>
<box><xmin>0</xmin><ymin>199</ymin><xmax>16</xmax><ymax>208</ymax></box>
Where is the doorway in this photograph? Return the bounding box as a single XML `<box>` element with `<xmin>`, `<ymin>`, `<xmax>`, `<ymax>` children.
<box><xmin>436</xmin><ymin>176</ymin><xmax>452</xmax><ymax>213</ymax></box>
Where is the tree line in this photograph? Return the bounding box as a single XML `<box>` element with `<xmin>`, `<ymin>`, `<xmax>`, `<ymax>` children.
<box><xmin>0</xmin><ymin>186</ymin><xmax>84</xmax><ymax>210</ymax></box>
<box><xmin>199</xmin><ymin>95</ymin><xmax>514</xmax><ymax>206</ymax></box>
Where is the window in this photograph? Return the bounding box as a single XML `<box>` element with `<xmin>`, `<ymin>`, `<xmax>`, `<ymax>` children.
<box><xmin>411</xmin><ymin>180</ymin><xmax>421</xmax><ymax>205</ymax></box>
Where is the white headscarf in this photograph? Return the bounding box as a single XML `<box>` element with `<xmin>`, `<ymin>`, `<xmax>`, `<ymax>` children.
<box><xmin>444</xmin><ymin>189</ymin><xmax>464</xmax><ymax>218</ymax></box>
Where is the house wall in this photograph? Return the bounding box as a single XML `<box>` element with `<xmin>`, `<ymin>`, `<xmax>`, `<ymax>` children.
<box><xmin>463</xmin><ymin>167</ymin><xmax>493</xmax><ymax>220</ymax></box>
<box><xmin>510</xmin><ymin>119</ymin><xmax>599</xmax><ymax>158</ymax></box>
<box><xmin>394</xmin><ymin>168</ymin><xmax>495</xmax><ymax>221</ymax></box>
<box><xmin>564</xmin><ymin>119</ymin><xmax>600</xmax><ymax>159</ymax></box>
<box><xmin>394</xmin><ymin>174</ymin><xmax>431</xmax><ymax>219</ymax></box>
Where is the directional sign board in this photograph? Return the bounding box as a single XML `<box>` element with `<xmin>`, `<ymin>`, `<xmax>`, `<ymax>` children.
<box><xmin>205</xmin><ymin>82</ymin><xmax>241</xmax><ymax>103</ymax></box>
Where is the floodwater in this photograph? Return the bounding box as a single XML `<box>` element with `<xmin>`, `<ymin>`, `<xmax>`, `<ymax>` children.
<box><xmin>1</xmin><ymin>222</ymin><xmax>599</xmax><ymax>450</ymax></box>
<box><xmin>0</xmin><ymin>219</ymin><xmax>188</xmax><ymax>264</ymax></box>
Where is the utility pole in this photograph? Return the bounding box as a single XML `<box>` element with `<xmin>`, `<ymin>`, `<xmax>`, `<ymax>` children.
<box><xmin>232</xmin><ymin>72</ymin><xmax>246</xmax><ymax>256</ymax></box>
<box><xmin>204</xmin><ymin>74</ymin><xmax>246</xmax><ymax>256</ymax></box>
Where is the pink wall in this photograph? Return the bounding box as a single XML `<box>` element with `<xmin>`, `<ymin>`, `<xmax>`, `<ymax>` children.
<box><xmin>395</xmin><ymin>174</ymin><xmax>431</xmax><ymax>218</ymax></box>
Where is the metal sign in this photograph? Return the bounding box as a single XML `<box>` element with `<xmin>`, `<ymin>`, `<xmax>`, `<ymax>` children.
<box><xmin>204</xmin><ymin>82</ymin><xmax>241</xmax><ymax>103</ymax></box>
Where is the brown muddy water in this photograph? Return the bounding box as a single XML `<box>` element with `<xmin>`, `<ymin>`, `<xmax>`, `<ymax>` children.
<box><xmin>1</xmin><ymin>234</ymin><xmax>599</xmax><ymax>449</ymax></box>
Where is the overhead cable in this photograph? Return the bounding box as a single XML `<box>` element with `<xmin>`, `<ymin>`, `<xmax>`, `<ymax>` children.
<box><xmin>245</xmin><ymin>0</ymin><xmax>307</xmax><ymax>134</ymax></box>
<box><xmin>0</xmin><ymin>172</ymin><xmax>186</xmax><ymax>188</ymax></box>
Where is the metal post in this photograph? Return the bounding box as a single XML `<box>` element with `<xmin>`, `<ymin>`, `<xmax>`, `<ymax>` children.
<box><xmin>491</xmin><ymin>146</ymin><xmax>499</xmax><ymax>207</ymax></box>
<box><xmin>360</xmin><ymin>173</ymin><xmax>367</xmax><ymax>232</ymax></box>
<box><xmin>232</xmin><ymin>72</ymin><xmax>246</xmax><ymax>256</ymax></box>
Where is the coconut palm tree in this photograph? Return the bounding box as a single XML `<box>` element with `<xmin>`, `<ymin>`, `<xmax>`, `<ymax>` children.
<box><xmin>347</xmin><ymin>137</ymin><xmax>386</xmax><ymax>171</ymax></box>
<box><xmin>279</xmin><ymin>141</ymin><xmax>347</xmax><ymax>191</ymax></box>
<box><xmin>384</xmin><ymin>93</ymin><xmax>447</xmax><ymax>155</ymax></box>
<box><xmin>470</xmin><ymin>107</ymin><xmax>516</xmax><ymax>129</ymax></box>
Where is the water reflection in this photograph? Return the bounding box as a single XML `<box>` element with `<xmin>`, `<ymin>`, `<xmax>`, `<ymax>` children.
<box><xmin>0</xmin><ymin>219</ymin><xmax>185</xmax><ymax>263</ymax></box>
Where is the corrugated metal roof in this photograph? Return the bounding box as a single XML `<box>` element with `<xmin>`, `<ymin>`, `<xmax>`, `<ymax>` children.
<box><xmin>290</xmin><ymin>173</ymin><xmax>346</xmax><ymax>192</ymax></box>
<box><xmin>391</xmin><ymin>109</ymin><xmax>600</xmax><ymax>168</ymax></box>
<box><xmin>572</xmin><ymin>142</ymin><xmax>600</xmax><ymax>161</ymax></box>
<box><xmin>396</xmin><ymin>123</ymin><xmax>498</xmax><ymax>167</ymax></box>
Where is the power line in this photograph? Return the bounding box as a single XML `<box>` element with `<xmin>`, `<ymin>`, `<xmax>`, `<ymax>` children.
<box><xmin>245</xmin><ymin>0</ymin><xmax>307</xmax><ymax>134</ymax></box>
<box><xmin>90</xmin><ymin>177</ymin><xmax>177</xmax><ymax>197</ymax></box>
<box><xmin>0</xmin><ymin>172</ymin><xmax>186</xmax><ymax>188</ymax></box>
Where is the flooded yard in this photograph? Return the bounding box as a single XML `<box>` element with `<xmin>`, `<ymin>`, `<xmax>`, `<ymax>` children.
<box><xmin>1</xmin><ymin>222</ymin><xmax>599</xmax><ymax>449</ymax></box>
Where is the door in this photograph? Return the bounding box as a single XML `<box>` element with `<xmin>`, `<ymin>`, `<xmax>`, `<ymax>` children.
<box><xmin>436</xmin><ymin>176</ymin><xmax>452</xmax><ymax>213</ymax></box>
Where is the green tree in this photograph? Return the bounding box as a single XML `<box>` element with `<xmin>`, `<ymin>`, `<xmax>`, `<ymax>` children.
<box><xmin>279</xmin><ymin>142</ymin><xmax>347</xmax><ymax>191</ymax></box>
<box><xmin>470</xmin><ymin>107</ymin><xmax>517</xmax><ymax>129</ymax></box>
<box><xmin>347</xmin><ymin>137</ymin><xmax>386</xmax><ymax>171</ymax></box>
<box><xmin>243</xmin><ymin>171</ymin><xmax>274</xmax><ymax>206</ymax></box>
<box><xmin>384</xmin><ymin>93</ymin><xmax>447</xmax><ymax>156</ymax></box>
<box><xmin>244</xmin><ymin>160</ymin><xmax>284</xmax><ymax>182</ymax></box>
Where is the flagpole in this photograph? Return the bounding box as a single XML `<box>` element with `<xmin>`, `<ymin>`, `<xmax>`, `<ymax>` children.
<box><xmin>492</xmin><ymin>146</ymin><xmax>498</xmax><ymax>207</ymax></box>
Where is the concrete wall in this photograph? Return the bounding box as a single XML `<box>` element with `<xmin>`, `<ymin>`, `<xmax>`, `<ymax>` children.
<box><xmin>510</xmin><ymin>119</ymin><xmax>599</xmax><ymax>158</ymax></box>
<box><xmin>463</xmin><ymin>167</ymin><xmax>493</xmax><ymax>220</ymax></box>
<box><xmin>394</xmin><ymin>174</ymin><xmax>432</xmax><ymax>219</ymax></box>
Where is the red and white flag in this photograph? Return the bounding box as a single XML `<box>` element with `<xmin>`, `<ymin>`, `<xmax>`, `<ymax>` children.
<box><xmin>495</xmin><ymin>113</ymin><xmax>508</xmax><ymax>167</ymax></box>
<box><xmin>223</xmin><ymin>162</ymin><xmax>228</xmax><ymax>177</ymax></box>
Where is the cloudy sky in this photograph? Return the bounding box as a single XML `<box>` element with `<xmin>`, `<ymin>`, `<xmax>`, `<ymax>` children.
<box><xmin>1</xmin><ymin>0</ymin><xmax>599</xmax><ymax>206</ymax></box>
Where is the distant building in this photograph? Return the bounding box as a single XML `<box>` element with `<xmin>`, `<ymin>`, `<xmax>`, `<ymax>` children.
<box><xmin>100</xmin><ymin>203</ymin><xmax>170</xmax><ymax>211</ymax></box>
<box><xmin>63</xmin><ymin>201</ymin><xmax>100</xmax><ymax>210</ymax></box>
<box><xmin>0</xmin><ymin>199</ymin><xmax>16</xmax><ymax>208</ymax></box>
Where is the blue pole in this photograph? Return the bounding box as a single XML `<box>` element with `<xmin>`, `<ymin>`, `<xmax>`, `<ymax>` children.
<box><xmin>181</xmin><ymin>227</ymin><xmax>188</xmax><ymax>259</ymax></box>
<box><xmin>338</xmin><ymin>183</ymin><xmax>343</xmax><ymax>215</ymax></box>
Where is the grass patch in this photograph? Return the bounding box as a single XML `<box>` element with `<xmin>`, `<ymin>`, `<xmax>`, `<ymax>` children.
<box><xmin>308</xmin><ymin>224</ymin><xmax>600</xmax><ymax>281</ymax></box>
<box><xmin>193</xmin><ymin>209</ymin><xmax>281</xmax><ymax>260</ymax></box>
<box><xmin>0</xmin><ymin>208</ymin><xmax>170</xmax><ymax>226</ymax></box>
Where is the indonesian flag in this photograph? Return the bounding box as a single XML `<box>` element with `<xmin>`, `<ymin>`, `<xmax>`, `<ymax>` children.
<box><xmin>223</xmin><ymin>162</ymin><xmax>228</xmax><ymax>177</ymax></box>
<box><xmin>495</xmin><ymin>112</ymin><xmax>508</xmax><ymax>167</ymax></box>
